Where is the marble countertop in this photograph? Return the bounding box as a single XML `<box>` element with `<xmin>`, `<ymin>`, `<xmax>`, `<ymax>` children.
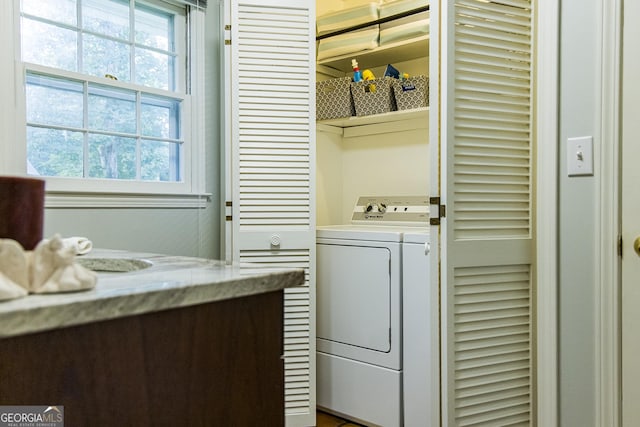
<box><xmin>0</xmin><ymin>249</ymin><xmax>305</xmax><ymax>338</ymax></box>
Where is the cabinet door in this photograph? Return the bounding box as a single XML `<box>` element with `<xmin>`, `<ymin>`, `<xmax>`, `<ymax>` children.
<box><xmin>226</xmin><ymin>1</ymin><xmax>316</xmax><ymax>426</ymax></box>
<box><xmin>434</xmin><ymin>1</ymin><xmax>535</xmax><ymax>425</ymax></box>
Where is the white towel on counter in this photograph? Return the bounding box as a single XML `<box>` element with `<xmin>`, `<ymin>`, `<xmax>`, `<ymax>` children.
<box><xmin>0</xmin><ymin>235</ymin><xmax>97</xmax><ymax>300</ymax></box>
<box><xmin>61</xmin><ymin>236</ymin><xmax>93</xmax><ymax>255</ymax></box>
<box><xmin>30</xmin><ymin>236</ymin><xmax>97</xmax><ymax>294</ymax></box>
<box><xmin>0</xmin><ymin>239</ymin><xmax>29</xmax><ymax>301</ymax></box>
<box><xmin>0</xmin><ymin>274</ymin><xmax>28</xmax><ymax>301</ymax></box>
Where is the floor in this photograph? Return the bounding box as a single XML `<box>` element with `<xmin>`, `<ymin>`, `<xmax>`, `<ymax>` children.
<box><xmin>316</xmin><ymin>411</ymin><xmax>366</xmax><ymax>427</ymax></box>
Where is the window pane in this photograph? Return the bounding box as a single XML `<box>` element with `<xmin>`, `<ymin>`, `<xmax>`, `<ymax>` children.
<box><xmin>26</xmin><ymin>74</ymin><xmax>83</xmax><ymax>128</ymax></box>
<box><xmin>20</xmin><ymin>0</ymin><xmax>188</xmax><ymax>185</ymax></box>
<box><xmin>83</xmin><ymin>34</ymin><xmax>130</xmax><ymax>82</ymax></box>
<box><xmin>140</xmin><ymin>95</ymin><xmax>179</xmax><ymax>139</ymax></box>
<box><xmin>21</xmin><ymin>18</ymin><xmax>77</xmax><ymax>71</ymax></box>
<box><xmin>135</xmin><ymin>48</ymin><xmax>172</xmax><ymax>90</ymax></box>
<box><xmin>88</xmin><ymin>134</ymin><xmax>136</xmax><ymax>179</ymax></box>
<box><xmin>141</xmin><ymin>140</ymin><xmax>179</xmax><ymax>181</ymax></box>
<box><xmin>135</xmin><ymin>6</ymin><xmax>172</xmax><ymax>51</ymax></box>
<box><xmin>82</xmin><ymin>0</ymin><xmax>129</xmax><ymax>40</ymax></box>
<box><xmin>88</xmin><ymin>85</ymin><xmax>136</xmax><ymax>134</ymax></box>
<box><xmin>27</xmin><ymin>127</ymin><xmax>83</xmax><ymax>177</ymax></box>
<box><xmin>22</xmin><ymin>0</ymin><xmax>77</xmax><ymax>26</ymax></box>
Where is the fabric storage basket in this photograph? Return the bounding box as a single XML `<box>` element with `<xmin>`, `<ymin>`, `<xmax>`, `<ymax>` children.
<box><xmin>392</xmin><ymin>75</ymin><xmax>429</xmax><ymax>110</ymax></box>
<box><xmin>351</xmin><ymin>77</ymin><xmax>397</xmax><ymax>116</ymax></box>
<box><xmin>317</xmin><ymin>77</ymin><xmax>355</xmax><ymax>121</ymax></box>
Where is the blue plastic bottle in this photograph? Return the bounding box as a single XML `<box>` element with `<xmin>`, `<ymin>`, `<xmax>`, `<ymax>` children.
<box><xmin>351</xmin><ymin>59</ymin><xmax>363</xmax><ymax>82</ymax></box>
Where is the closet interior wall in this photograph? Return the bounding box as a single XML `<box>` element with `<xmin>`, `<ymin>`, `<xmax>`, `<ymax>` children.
<box><xmin>316</xmin><ymin>56</ymin><xmax>430</xmax><ymax>225</ymax></box>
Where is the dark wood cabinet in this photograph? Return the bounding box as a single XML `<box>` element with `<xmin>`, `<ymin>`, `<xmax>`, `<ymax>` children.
<box><xmin>0</xmin><ymin>290</ymin><xmax>285</xmax><ymax>426</ymax></box>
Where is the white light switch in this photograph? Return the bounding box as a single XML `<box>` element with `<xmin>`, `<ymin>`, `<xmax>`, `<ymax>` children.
<box><xmin>567</xmin><ymin>136</ymin><xmax>594</xmax><ymax>176</ymax></box>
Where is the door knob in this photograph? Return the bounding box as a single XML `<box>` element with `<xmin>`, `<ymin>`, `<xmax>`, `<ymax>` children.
<box><xmin>634</xmin><ymin>237</ymin><xmax>640</xmax><ymax>256</ymax></box>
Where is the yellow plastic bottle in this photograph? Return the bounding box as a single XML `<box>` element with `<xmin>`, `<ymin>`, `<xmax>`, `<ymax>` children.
<box><xmin>362</xmin><ymin>69</ymin><xmax>375</xmax><ymax>81</ymax></box>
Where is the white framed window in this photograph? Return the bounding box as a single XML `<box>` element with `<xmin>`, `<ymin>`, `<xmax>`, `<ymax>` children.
<box><xmin>10</xmin><ymin>0</ymin><xmax>206</xmax><ymax>197</ymax></box>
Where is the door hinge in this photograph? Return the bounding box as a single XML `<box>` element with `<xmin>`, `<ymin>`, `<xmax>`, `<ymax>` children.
<box><xmin>224</xmin><ymin>24</ymin><xmax>231</xmax><ymax>45</ymax></box>
<box><xmin>429</xmin><ymin>196</ymin><xmax>446</xmax><ymax>226</ymax></box>
<box><xmin>225</xmin><ymin>201</ymin><xmax>232</xmax><ymax>221</ymax></box>
<box><xmin>618</xmin><ymin>235</ymin><xmax>623</xmax><ymax>257</ymax></box>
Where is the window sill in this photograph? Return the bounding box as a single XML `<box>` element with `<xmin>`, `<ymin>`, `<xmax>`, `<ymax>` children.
<box><xmin>45</xmin><ymin>192</ymin><xmax>212</xmax><ymax>209</ymax></box>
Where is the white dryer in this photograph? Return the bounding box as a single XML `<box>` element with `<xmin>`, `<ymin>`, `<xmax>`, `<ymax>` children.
<box><xmin>316</xmin><ymin>196</ymin><xmax>436</xmax><ymax>427</ymax></box>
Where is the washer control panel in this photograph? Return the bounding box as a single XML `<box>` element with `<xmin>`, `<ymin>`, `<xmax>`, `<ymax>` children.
<box><xmin>352</xmin><ymin>196</ymin><xmax>429</xmax><ymax>224</ymax></box>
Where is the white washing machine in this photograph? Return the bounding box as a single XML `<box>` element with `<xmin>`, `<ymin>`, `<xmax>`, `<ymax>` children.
<box><xmin>316</xmin><ymin>196</ymin><xmax>437</xmax><ymax>427</ymax></box>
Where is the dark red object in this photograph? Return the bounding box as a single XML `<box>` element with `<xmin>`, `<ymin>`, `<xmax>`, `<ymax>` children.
<box><xmin>0</xmin><ymin>176</ymin><xmax>45</xmax><ymax>250</ymax></box>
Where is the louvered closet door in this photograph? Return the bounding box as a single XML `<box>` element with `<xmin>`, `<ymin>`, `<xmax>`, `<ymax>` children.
<box><xmin>230</xmin><ymin>1</ymin><xmax>316</xmax><ymax>426</ymax></box>
<box><xmin>437</xmin><ymin>1</ymin><xmax>535</xmax><ymax>425</ymax></box>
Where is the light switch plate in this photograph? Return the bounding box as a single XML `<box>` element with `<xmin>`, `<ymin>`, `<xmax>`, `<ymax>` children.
<box><xmin>567</xmin><ymin>136</ymin><xmax>594</xmax><ymax>176</ymax></box>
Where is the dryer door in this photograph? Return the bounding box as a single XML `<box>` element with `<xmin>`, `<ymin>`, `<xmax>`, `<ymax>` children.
<box><xmin>317</xmin><ymin>242</ymin><xmax>393</xmax><ymax>353</ymax></box>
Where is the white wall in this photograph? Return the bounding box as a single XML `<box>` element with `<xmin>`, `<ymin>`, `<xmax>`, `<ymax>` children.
<box><xmin>45</xmin><ymin>206</ymin><xmax>215</xmax><ymax>257</ymax></box>
<box><xmin>559</xmin><ymin>0</ymin><xmax>599</xmax><ymax>424</ymax></box>
<box><xmin>316</xmin><ymin>120</ymin><xmax>429</xmax><ymax>225</ymax></box>
<box><xmin>339</xmin><ymin>126</ymin><xmax>429</xmax><ymax>223</ymax></box>
<box><xmin>316</xmin><ymin>127</ymin><xmax>344</xmax><ymax>225</ymax></box>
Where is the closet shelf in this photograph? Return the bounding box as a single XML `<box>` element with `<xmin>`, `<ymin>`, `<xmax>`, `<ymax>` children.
<box><xmin>317</xmin><ymin>35</ymin><xmax>429</xmax><ymax>73</ymax></box>
<box><xmin>318</xmin><ymin>106</ymin><xmax>428</xmax><ymax>128</ymax></box>
<box><xmin>316</xmin><ymin>6</ymin><xmax>429</xmax><ymax>41</ymax></box>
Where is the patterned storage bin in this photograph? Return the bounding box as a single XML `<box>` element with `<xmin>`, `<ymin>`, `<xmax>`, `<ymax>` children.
<box><xmin>316</xmin><ymin>77</ymin><xmax>355</xmax><ymax>121</ymax></box>
<box><xmin>392</xmin><ymin>75</ymin><xmax>429</xmax><ymax>110</ymax></box>
<box><xmin>350</xmin><ymin>77</ymin><xmax>397</xmax><ymax>116</ymax></box>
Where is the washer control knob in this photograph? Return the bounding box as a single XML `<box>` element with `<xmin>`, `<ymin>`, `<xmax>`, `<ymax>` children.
<box><xmin>378</xmin><ymin>203</ymin><xmax>387</xmax><ymax>213</ymax></box>
<box><xmin>270</xmin><ymin>234</ymin><xmax>281</xmax><ymax>247</ymax></box>
<box><xmin>364</xmin><ymin>203</ymin><xmax>373</xmax><ymax>213</ymax></box>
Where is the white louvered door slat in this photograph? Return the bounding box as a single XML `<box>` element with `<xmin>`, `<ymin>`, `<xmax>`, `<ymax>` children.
<box><xmin>230</xmin><ymin>1</ymin><xmax>315</xmax><ymax>426</ymax></box>
<box><xmin>436</xmin><ymin>1</ymin><xmax>535</xmax><ymax>426</ymax></box>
